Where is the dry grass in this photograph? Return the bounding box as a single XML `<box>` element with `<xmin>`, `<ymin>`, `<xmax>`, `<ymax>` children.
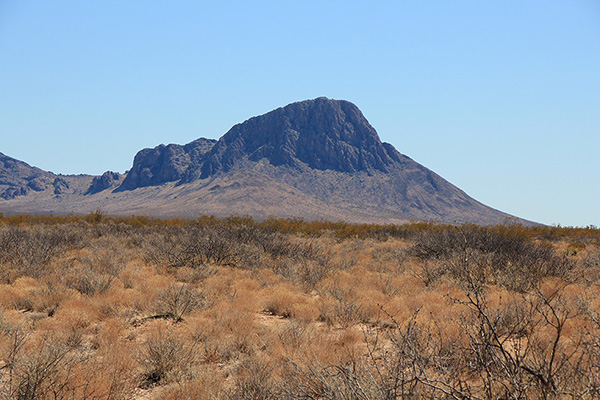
<box><xmin>0</xmin><ymin>215</ymin><xmax>598</xmax><ymax>399</ymax></box>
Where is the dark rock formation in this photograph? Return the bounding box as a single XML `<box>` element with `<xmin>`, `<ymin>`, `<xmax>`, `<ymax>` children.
<box><xmin>1</xmin><ymin>186</ymin><xmax>29</xmax><ymax>200</ymax></box>
<box><xmin>195</xmin><ymin>97</ymin><xmax>403</xmax><ymax>179</ymax></box>
<box><xmin>0</xmin><ymin>152</ymin><xmax>55</xmax><ymax>199</ymax></box>
<box><xmin>53</xmin><ymin>177</ymin><xmax>70</xmax><ymax>195</ymax></box>
<box><xmin>86</xmin><ymin>171</ymin><xmax>121</xmax><ymax>194</ymax></box>
<box><xmin>117</xmin><ymin>98</ymin><xmax>410</xmax><ymax>188</ymax></box>
<box><xmin>115</xmin><ymin>138</ymin><xmax>216</xmax><ymax>191</ymax></box>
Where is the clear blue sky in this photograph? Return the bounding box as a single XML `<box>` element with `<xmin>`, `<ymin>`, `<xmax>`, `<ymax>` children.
<box><xmin>1</xmin><ymin>1</ymin><xmax>599</xmax><ymax>227</ymax></box>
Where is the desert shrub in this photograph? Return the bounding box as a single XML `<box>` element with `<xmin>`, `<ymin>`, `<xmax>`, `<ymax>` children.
<box><xmin>266</xmin><ymin>238</ymin><xmax>331</xmax><ymax>288</ymax></box>
<box><xmin>318</xmin><ymin>283</ymin><xmax>366</xmax><ymax>328</ymax></box>
<box><xmin>0</xmin><ymin>215</ymin><xmax>598</xmax><ymax>399</ymax></box>
<box><xmin>439</xmin><ymin>286</ymin><xmax>590</xmax><ymax>399</ymax></box>
<box><xmin>282</xmin><ymin>284</ymin><xmax>595</xmax><ymax>400</ymax></box>
<box><xmin>142</xmin><ymin>224</ymin><xmax>256</xmax><ymax>269</ymax></box>
<box><xmin>0</xmin><ymin>322</ymin><xmax>30</xmax><ymax>391</ymax></box>
<box><xmin>67</xmin><ymin>266</ymin><xmax>115</xmax><ymax>297</ymax></box>
<box><xmin>565</xmin><ymin>241</ymin><xmax>587</xmax><ymax>256</ymax></box>
<box><xmin>142</xmin><ymin>223</ymin><xmax>331</xmax><ymax>287</ymax></box>
<box><xmin>135</xmin><ymin>324</ymin><xmax>196</xmax><ymax>387</ymax></box>
<box><xmin>280</xmin><ymin>352</ymin><xmax>413</xmax><ymax>400</ymax></box>
<box><xmin>263</xmin><ymin>298</ymin><xmax>293</xmax><ymax>319</ymax></box>
<box><xmin>273</xmin><ymin>257</ymin><xmax>331</xmax><ymax>290</ymax></box>
<box><xmin>62</xmin><ymin>246</ymin><xmax>125</xmax><ymax>296</ymax></box>
<box><xmin>157</xmin><ymin>367</ymin><xmax>224</xmax><ymax>400</ymax></box>
<box><xmin>154</xmin><ymin>283</ymin><xmax>206</xmax><ymax>321</ymax></box>
<box><xmin>227</xmin><ymin>357</ymin><xmax>278</xmax><ymax>400</ymax></box>
<box><xmin>277</xmin><ymin>320</ymin><xmax>313</xmax><ymax>356</ymax></box>
<box><xmin>0</xmin><ymin>326</ymin><xmax>100</xmax><ymax>400</ymax></box>
<box><xmin>201</xmin><ymin>304</ymin><xmax>268</xmax><ymax>362</ymax></box>
<box><xmin>0</xmin><ymin>225</ymin><xmax>83</xmax><ymax>280</ymax></box>
<box><xmin>583</xmin><ymin>248</ymin><xmax>600</xmax><ymax>272</ymax></box>
<box><xmin>10</xmin><ymin>342</ymin><xmax>73</xmax><ymax>399</ymax></box>
<box><xmin>87</xmin><ymin>221</ymin><xmax>141</xmax><ymax>240</ymax></box>
<box><xmin>409</xmin><ymin>224</ymin><xmax>534</xmax><ymax>261</ymax></box>
<box><xmin>173</xmin><ymin>265</ymin><xmax>217</xmax><ymax>283</ymax></box>
<box><xmin>579</xmin><ymin>292</ymin><xmax>600</xmax><ymax>396</ymax></box>
<box><xmin>22</xmin><ymin>283</ymin><xmax>70</xmax><ymax>316</ymax></box>
<box><xmin>409</xmin><ymin>224</ymin><xmax>567</xmax><ymax>291</ymax></box>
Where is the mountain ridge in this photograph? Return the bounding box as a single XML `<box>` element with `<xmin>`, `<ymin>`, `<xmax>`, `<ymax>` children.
<box><xmin>0</xmin><ymin>98</ymin><xmax>531</xmax><ymax>225</ymax></box>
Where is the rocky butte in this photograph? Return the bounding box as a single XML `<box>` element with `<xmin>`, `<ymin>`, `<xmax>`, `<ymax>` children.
<box><xmin>0</xmin><ymin>97</ymin><xmax>526</xmax><ymax>225</ymax></box>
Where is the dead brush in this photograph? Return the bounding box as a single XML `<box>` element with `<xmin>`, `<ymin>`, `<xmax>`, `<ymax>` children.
<box><xmin>153</xmin><ymin>283</ymin><xmax>206</xmax><ymax>322</ymax></box>
<box><xmin>226</xmin><ymin>357</ymin><xmax>278</xmax><ymax>400</ymax></box>
<box><xmin>0</xmin><ymin>225</ymin><xmax>83</xmax><ymax>280</ymax></box>
<box><xmin>318</xmin><ymin>283</ymin><xmax>366</xmax><ymax>328</ymax></box>
<box><xmin>277</xmin><ymin>320</ymin><xmax>312</xmax><ymax>356</ymax></box>
<box><xmin>135</xmin><ymin>323</ymin><xmax>196</xmax><ymax>387</ymax></box>
<box><xmin>0</xmin><ymin>327</ymin><xmax>99</xmax><ymax>400</ymax></box>
<box><xmin>408</xmin><ymin>224</ymin><xmax>568</xmax><ymax>292</ymax></box>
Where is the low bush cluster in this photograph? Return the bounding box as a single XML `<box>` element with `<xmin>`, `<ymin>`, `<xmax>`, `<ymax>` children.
<box><xmin>0</xmin><ymin>214</ymin><xmax>597</xmax><ymax>399</ymax></box>
<box><xmin>409</xmin><ymin>224</ymin><xmax>568</xmax><ymax>291</ymax></box>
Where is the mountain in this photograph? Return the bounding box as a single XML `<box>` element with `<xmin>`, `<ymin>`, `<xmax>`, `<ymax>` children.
<box><xmin>0</xmin><ymin>152</ymin><xmax>62</xmax><ymax>199</ymax></box>
<box><xmin>195</xmin><ymin>97</ymin><xmax>401</xmax><ymax>179</ymax></box>
<box><xmin>0</xmin><ymin>98</ymin><xmax>526</xmax><ymax>225</ymax></box>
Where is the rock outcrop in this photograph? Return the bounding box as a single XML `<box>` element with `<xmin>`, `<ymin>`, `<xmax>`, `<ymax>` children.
<box><xmin>0</xmin><ymin>152</ymin><xmax>55</xmax><ymax>199</ymax></box>
<box><xmin>115</xmin><ymin>138</ymin><xmax>216</xmax><ymax>191</ymax></box>
<box><xmin>52</xmin><ymin>177</ymin><xmax>70</xmax><ymax>195</ymax></box>
<box><xmin>86</xmin><ymin>171</ymin><xmax>122</xmax><ymax>194</ymax></box>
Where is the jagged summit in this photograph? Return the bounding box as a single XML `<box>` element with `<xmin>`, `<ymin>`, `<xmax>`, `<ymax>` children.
<box><xmin>196</xmin><ymin>97</ymin><xmax>402</xmax><ymax>179</ymax></box>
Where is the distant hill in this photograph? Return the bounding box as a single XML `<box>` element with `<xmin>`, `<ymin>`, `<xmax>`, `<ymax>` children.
<box><xmin>0</xmin><ymin>152</ymin><xmax>62</xmax><ymax>199</ymax></box>
<box><xmin>0</xmin><ymin>98</ymin><xmax>529</xmax><ymax>225</ymax></box>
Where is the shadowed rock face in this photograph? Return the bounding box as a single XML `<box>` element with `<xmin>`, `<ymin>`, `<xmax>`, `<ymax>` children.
<box><xmin>85</xmin><ymin>171</ymin><xmax>122</xmax><ymax>195</ymax></box>
<box><xmin>195</xmin><ymin>97</ymin><xmax>403</xmax><ymax>179</ymax></box>
<box><xmin>0</xmin><ymin>152</ymin><xmax>56</xmax><ymax>199</ymax></box>
<box><xmin>115</xmin><ymin>138</ymin><xmax>216</xmax><ymax>191</ymax></box>
<box><xmin>53</xmin><ymin>177</ymin><xmax>70</xmax><ymax>195</ymax></box>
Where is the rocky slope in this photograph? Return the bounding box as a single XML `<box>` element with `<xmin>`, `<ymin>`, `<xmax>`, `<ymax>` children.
<box><xmin>86</xmin><ymin>171</ymin><xmax>123</xmax><ymax>195</ymax></box>
<box><xmin>0</xmin><ymin>152</ymin><xmax>61</xmax><ymax>199</ymax></box>
<box><xmin>195</xmin><ymin>97</ymin><xmax>402</xmax><ymax>179</ymax></box>
<box><xmin>116</xmin><ymin>138</ymin><xmax>216</xmax><ymax>191</ymax></box>
<box><xmin>0</xmin><ymin>98</ymin><xmax>527</xmax><ymax>225</ymax></box>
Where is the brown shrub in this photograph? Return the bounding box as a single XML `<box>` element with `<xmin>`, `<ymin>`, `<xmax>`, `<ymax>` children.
<box><xmin>153</xmin><ymin>283</ymin><xmax>206</xmax><ymax>322</ymax></box>
<box><xmin>135</xmin><ymin>322</ymin><xmax>196</xmax><ymax>387</ymax></box>
<box><xmin>0</xmin><ymin>215</ymin><xmax>598</xmax><ymax>399</ymax></box>
<box><xmin>227</xmin><ymin>357</ymin><xmax>278</xmax><ymax>400</ymax></box>
<box><xmin>409</xmin><ymin>224</ymin><xmax>568</xmax><ymax>291</ymax></box>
